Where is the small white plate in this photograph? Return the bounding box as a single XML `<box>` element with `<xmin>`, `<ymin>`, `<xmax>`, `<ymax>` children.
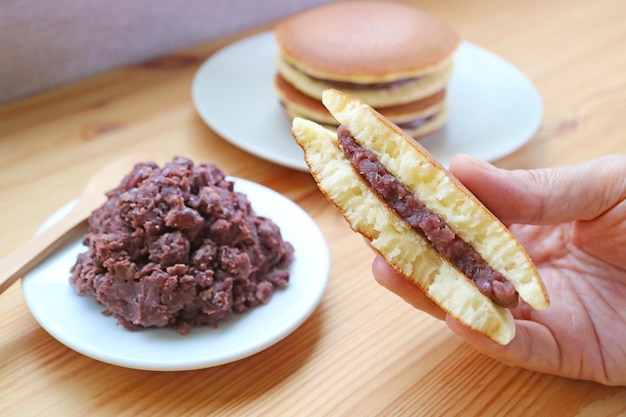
<box><xmin>22</xmin><ymin>178</ymin><xmax>329</xmax><ymax>371</ymax></box>
<box><xmin>192</xmin><ymin>31</ymin><xmax>543</xmax><ymax>169</ymax></box>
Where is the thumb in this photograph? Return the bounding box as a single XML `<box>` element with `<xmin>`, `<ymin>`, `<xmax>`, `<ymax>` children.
<box><xmin>448</xmin><ymin>154</ymin><xmax>626</xmax><ymax>225</ymax></box>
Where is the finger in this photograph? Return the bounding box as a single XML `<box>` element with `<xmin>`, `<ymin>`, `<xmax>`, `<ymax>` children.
<box><xmin>449</xmin><ymin>154</ymin><xmax>626</xmax><ymax>225</ymax></box>
<box><xmin>372</xmin><ymin>255</ymin><xmax>446</xmax><ymax>320</ymax></box>
<box><xmin>445</xmin><ymin>315</ymin><xmax>560</xmax><ymax>374</ymax></box>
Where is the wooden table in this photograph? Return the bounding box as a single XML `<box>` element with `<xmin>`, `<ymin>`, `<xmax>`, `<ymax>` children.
<box><xmin>1</xmin><ymin>0</ymin><xmax>625</xmax><ymax>415</ymax></box>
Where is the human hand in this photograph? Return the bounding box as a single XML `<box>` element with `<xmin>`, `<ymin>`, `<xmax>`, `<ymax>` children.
<box><xmin>372</xmin><ymin>154</ymin><xmax>626</xmax><ymax>386</ymax></box>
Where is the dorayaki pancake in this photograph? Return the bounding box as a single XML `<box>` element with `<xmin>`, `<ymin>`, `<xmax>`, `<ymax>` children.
<box><xmin>275</xmin><ymin>55</ymin><xmax>454</xmax><ymax>108</ymax></box>
<box><xmin>290</xmin><ymin>90</ymin><xmax>550</xmax><ymax>345</ymax></box>
<box><xmin>274</xmin><ymin>1</ymin><xmax>461</xmax><ymax>107</ymax></box>
<box><xmin>274</xmin><ymin>1</ymin><xmax>460</xmax><ymax>81</ymax></box>
<box><xmin>274</xmin><ymin>74</ymin><xmax>448</xmax><ymax>138</ymax></box>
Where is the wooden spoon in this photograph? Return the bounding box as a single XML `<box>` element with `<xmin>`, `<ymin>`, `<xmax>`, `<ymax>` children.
<box><xmin>0</xmin><ymin>154</ymin><xmax>163</xmax><ymax>295</ymax></box>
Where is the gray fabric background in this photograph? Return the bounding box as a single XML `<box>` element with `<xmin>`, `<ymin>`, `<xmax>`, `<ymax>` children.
<box><xmin>0</xmin><ymin>0</ymin><xmax>335</xmax><ymax>104</ymax></box>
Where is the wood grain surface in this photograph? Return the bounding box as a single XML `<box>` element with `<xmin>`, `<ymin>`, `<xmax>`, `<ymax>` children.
<box><xmin>1</xmin><ymin>0</ymin><xmax>625</xmax><ymax>415</ymax></box>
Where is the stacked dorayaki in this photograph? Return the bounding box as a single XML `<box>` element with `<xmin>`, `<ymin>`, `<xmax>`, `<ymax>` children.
<box><xmin>274</xmin><ymin>1</ymin><xmax>461</xmax><ymax>139</ymax></box>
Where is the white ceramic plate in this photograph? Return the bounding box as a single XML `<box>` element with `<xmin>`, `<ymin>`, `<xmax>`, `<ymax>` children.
<box><xmin>192</xmin><ymin>31</ymin><xmax>543</xmax><ymax>169</ymax></box>
<box><xmin>22</xmin><ymin>178</ymin><xmax>329</xmax><ymax>371</ymax></box>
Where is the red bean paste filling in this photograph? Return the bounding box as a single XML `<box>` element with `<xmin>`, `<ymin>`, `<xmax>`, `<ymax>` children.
<box><xmin>337</xmin><ymin>126</ymin><xmax>519</xmax><ymax>308</ymax></box>
<box><xmin>286</xmin><ymin>62</ymin><xmax>423</xmax><ymax>90</ymax></box>
<box><xmin>70</xmin><ymin>156</ymin><xmax>294</xmax><ymax>334</ymax></box>
<box><xmin>395</xmin><ymin>114</ymin><xmax>436</xmax><ymax>130</ymax></box>
<box><xmin>310</xmin><ymin>74</ymin><xmax>423</xmax><ymax>91</ymax></box>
